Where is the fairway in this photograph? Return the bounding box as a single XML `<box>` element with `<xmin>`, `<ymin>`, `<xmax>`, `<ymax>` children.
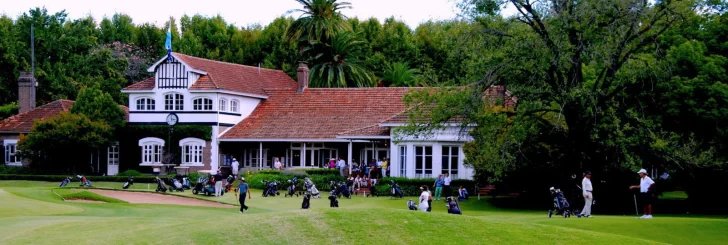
<box><xmin>0</xmin><ymin>181</ymin><xmax>725</xmax><ymax>245</ymax></box>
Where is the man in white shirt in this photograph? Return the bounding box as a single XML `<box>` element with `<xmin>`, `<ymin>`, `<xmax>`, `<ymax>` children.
<box><xmin>443</xmin><ymin>173</ymin><xmax>452</xmax><ymax>198</ymax></box>
<box><xmin>337</xmin><ymin>158</ymin><xmax>346</xmax><ymax>177</ymax></box>
<box><xmin>231</xmin><ymin>158</ymin><xmax>239</xmax><ymax>176</ymax></box>
<box><xmin>630</xmin><ymin>169</ymin><xmax>656</xmax><ymax>219</ymax></box>
<box><xmin>579</xmin><ymin>171</ymin><xmax>593</xmax><ymax>218</ymax></box>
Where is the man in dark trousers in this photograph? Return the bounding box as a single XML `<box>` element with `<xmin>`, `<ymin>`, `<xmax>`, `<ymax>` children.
<box><xmin>235</xmin><ymin>177</ymin><xmax>251</xmax><ymax>213</ymax></box>
<box><xmin>213</xmin><ymin>170</ymin><xmax>224</xmax><ymax>197</ymax></box>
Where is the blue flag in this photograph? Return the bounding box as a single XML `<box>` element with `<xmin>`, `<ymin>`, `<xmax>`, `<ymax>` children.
<box><xmin>165</xmin><ymin>24</ymin><xmax>172</xmax><ymax>61</ymax></box>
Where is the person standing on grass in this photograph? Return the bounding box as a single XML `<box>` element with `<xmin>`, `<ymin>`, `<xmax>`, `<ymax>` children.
<box><xmin>443</xmin><ymin>173</ymin><xmax>452</xmax><ymax>198</ymax></box>
<box><xmin>214</xmin><ymin>170</ymin><xmax>224</xmax><ymax>197</ymax></box>
<box><xmin>433</xmin><ymin>175</ymin><xmax>444</xmax><ymax>201</ymax></box>
<box><xmin>337</xmin><ymin>158</ymin><xmax>346</xmax><ymax>177</ymax></box>
<box><xmin>630</xmin><ymin>169</ymin><xmax>656</xmax><ymax>219</ymax></box>
<box><xmin>419</xmin><ymin>186</ymin><xmax>430</xmax><ymax>212</ymax></box>
<box><xmin>427</xmin><ymin>186</ymin><xmax>433</xmax><ymax>212</ymax></box>
<box><xmin>235</xmin><ymin>177</ymin><xmax>251</xmax><ymax>213</ymax></box>
<box><xmin>274</xmin><ymin>157</ymin><xmax>282</xmax><ymax>170</ymax></box>
<box><xmin>580</xmin><ymin>171</ymin><xmax>594</xmax><ymax>218</ymax></box>
<box><xmin>231</xmin><ymin>158</ymin><xmax>239</xmax><ymax>176</ymax></box>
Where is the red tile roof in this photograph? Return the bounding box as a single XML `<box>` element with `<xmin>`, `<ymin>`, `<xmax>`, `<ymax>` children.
<box><xmin>175</xmin><ymin>53</ymin><xmax>297</xmax><ymax>96</ymax></box>
<box><xmin>220</xmin><ymin>88</ymin><xmax>412</xmax><ymax>139</ymax></box>
<box><xmin>122</xmin><ymin>76</ymin><xmax>155</xmax><ymax>90</ymax></box>
<box><xmin>0</xmin><ymin>100</ymin><xmax>129</xmax><ymax>133</ymax></box>
<box><xmin>337</xmin><ymin>124</ymin><xmax>390</xmax><ymax>137</ymax></box>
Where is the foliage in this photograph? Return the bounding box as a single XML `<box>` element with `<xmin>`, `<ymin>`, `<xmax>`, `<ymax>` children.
<box><xmin>0</xmin><ymin>102</ymin><xmax>18</xmax><ymax>120</ymax></box>
<box><xmin>245</xmin><ymin>173</ymin><xmax>345</xmax><ymax>191</ymax></box>
<box><xmin>70</xmin><ymin>86</ymin><xmax>126</xmax><ymax>134</ymax></box>
<box><xmin>304</xmin><ymin>31</ymin><xmax>375</xmax><ymax>87</ymax></box>
<box><xmin>116</xmin><ymin>170</ymin><xmax>144</xmax><ymax>177</ymax></box>
<box><xmin>380</xmin><ymin>62</ymin><xmax>421</xmax><ymax>87</ymax></box>
<box><xmin>285</xmin><ymin>0</ymin><xmax>352</xmax><ymax>45</ymax></box>
<box><xmin>302</xmin><ymin>169</ymin><xmax>339</xmax><ymax>175</ymax></box>
<box><xmin>17</xmin><ymin>112</ymin><xmax>113</xmax><ymax>173</ymax></box>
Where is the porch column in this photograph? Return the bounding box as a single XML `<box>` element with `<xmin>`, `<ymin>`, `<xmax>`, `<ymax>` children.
<box><xmin>259</xmin><ymin>142</ymin><xmax>263</xmax><ymax>170</ymax></box>
<box><xmin>348</xmin><ymin>140</ymin><xmax>353</xmax><ymax>176</ymax></box>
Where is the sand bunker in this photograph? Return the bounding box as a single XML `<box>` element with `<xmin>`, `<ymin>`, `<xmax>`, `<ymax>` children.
<box><xmin>88</xmin><ymin>189</ymin><xmax>233</xmax><ymax>208</ymax></box>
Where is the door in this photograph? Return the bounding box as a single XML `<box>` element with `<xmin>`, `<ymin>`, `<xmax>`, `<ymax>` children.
<box><xmin>107</xmin><ymin>144</ymin><xmax>119</xmax><ymax>176</ymax></box>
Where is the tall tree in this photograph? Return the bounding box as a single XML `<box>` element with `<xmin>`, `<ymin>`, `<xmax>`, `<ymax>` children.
<box><xmin>285</xmin><ymin>0</ymin><xmax>352</xmax><ymax>46</ymax></box>
<box><xmin>304</xmin><ymin>31</ymin><xmax>375</xmax><ymax>87</ymax></box>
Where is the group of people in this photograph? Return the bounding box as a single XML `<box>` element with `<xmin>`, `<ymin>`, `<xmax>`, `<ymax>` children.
<box><xmin>579</xmin><ymin>169</ymin><xmax>657</xmax><ymax>219</ymax></box>
<box><xmin>416</xmin><ymin>173</ymin><xmax>458</xmax><ymax>212</ymax></box>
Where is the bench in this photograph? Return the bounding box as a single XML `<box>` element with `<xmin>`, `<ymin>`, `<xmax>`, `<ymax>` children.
<box><xmin>477</xmin><ymin>185</ymin><xmax>496</xmax><ymax>200</ymax></box>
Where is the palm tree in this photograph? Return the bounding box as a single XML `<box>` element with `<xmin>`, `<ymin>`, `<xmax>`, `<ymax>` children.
<box><xmin>286</xmin><ymin>0</ymin><xmax>352</xmax><ymax>45</ymax></box>
<box><xmin>303</xmin><ymin>31</ymin><xmax>375</xmax><ymax>88</ymax></box>
<box><xmin>381</xmin><ymin>62</ymin><xmax>421</xmax><ymax>87</ymax></box>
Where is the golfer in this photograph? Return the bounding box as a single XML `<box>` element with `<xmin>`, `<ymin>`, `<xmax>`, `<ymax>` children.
<box><xmin>419</xmin><ymin>186</ymin><xmax>430</xmax><ymax>212</ymax></box>
<box><xmin>213</xmin><ymin>170</ymin><xmax>224</xmax><ymax>197</ymax></box>
<box><xmin>580</xmin><ymin>171</ymin><xmax>593</xmax><ymax>218</ymax></box>
<box><xmin>630</xmin><ymin>169</ymin><xmax>655</xmax><ymax>219</ymax></box>
<box><xmin>433</xmin><ymin>175</ymin><xmax>444</xmax><ymax>201</ymax></box>
<box><xmin>231</xmin><ymin>158</ymin><xmax>239</xmax><ymax>176</ymax></box>
<box><xmin>236</xmin><ymin>177</ymin><xmax>251</xmax><ymax>213</ymax></box>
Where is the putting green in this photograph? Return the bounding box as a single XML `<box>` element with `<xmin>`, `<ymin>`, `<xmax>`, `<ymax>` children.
<box><xmin>1</xmin><ymin>181</ymin><xmax>726</xmax><ymax>245</ymax></box>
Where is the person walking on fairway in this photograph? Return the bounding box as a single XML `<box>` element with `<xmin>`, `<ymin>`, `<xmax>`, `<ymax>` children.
<box><xmin>433</xmin><ymin>175</ymin><xmax>444</xmax><ymax>201</ymax></box>
<box><xmin>580</xmin><ymin>171</ymin><xmax>594</xmax><ymax>218</ymax></box>
<box><xmin>235</xmin><ymin>177</ymin><xmax>251</xmax><ymax>213</ymax></box>
<box><xmin>630</xmin><ymin>169</ymin><xmax>656</xmax><ymax>219</ymax></box>
<box><xmin>419</xmin><ymin>186</ymin><xmax>430</xmax><ymax>212</ymax></box>
<box><xmin>214</xmin><ymin>170</ymin><xmax>224</xmax><ymax>197</ymax></box>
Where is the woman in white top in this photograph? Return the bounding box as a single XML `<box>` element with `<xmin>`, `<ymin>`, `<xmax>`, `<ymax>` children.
<box><xmin>354</xmin><ymin>175</ymin><xmax>362</xmax><ymax>190</ymax></box>
<box><xmin>419</xmin><ymin>186</ymin><xmax>430</xmax><ymax>212</ymax></box>
<box><xmin>274</xmin><ymin>158</ymin><xmax>282</xmax><ymax>170</ymax></box>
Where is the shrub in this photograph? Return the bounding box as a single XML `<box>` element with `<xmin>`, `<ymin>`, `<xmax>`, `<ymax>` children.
<box><xmin>304</xmin><ymin>169</ymin><xmax>339</xmax><ymax>176</ymax></box>
<box><xmin>281</xmin><ymin>168</ymin><xmax>308</xmax><ymax>177</ymax></box>
<box><xmin>258</xmin><ymin>170</ymin><xmax>282</xmax><ymax>175</ymax></box>
<box><xmin>245</xmin><ymin>173</ymin><xmax>345</xmax><ymax>191</ymax></box>
<box><xmin>117</xmin><ymin>170</ymin><xmax>144</xmax><ymax>177</ymax></box>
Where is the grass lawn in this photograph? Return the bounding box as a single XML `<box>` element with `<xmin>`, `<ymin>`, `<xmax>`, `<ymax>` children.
<box><xmin>0</xmin><ymin>180</ymin><xmax>725</xmax><ymax>244</ymax></box>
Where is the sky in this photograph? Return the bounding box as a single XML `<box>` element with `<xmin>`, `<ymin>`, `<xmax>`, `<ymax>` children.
<box><xmin>1</xmin><ymin>0</ymin><xmax>474</xmax><ymax>28</ymax></box>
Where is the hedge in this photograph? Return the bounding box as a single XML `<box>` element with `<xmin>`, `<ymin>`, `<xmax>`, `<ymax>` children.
<box><xmin>244</xmin><ymin>173</ymin><xmax>345</xmax><ymax>192</ymax></box>
<box><xmin>374</xmin><ymin>177</ymin><xmax>477</xmax><ymax>197</ymax></box>
<box><xmin>0</xmin><ymin>174</ymin><xmax>169</xmax><ymax>183</ymax></box>
<box><xmin>303</xmin><ymin>169</ymin><xmax>339</xmax><ymax>176</ymax></box>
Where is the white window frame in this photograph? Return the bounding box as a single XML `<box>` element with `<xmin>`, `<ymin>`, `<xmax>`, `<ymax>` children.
<box><xmin>414</xmin><ymin>145</ymin><xmax>432</xmax><ymax>178</ymax></box>
<box><xmin>179</xmin><ymin>137</ymin><xmax>205</xmax><ymax>166</ymax></box>
<box><xmin>230</xmin><ymin>100</ymin><xmax>239</xmax><ymax>113</ymax></box>
<box><xmin>164</xmin><ymin>93</ymin><xmax>184</xmax><ymax>110</ymax></box>
<box><xmin>219</xmin><ymin>99</ymin><xmax>227</xmax><ymax>111</ymax></box>
<box><xmin>108</xmin><ymin>143</ymin><xmax>120</xmax><ymax>166</ymax></box>
<box><xmin>441</xmin><ymin>145</ymin><xmax>460</xmax><ymax>179</ymax></box>
<box><xmin>4</xmin><ymin>139</ymin><xmax>21</xmax><ymax>166</ymax></box>
<box><xmin>193</xmin><ymin>97</ymin><xmax>213</xmax><ymax>111</ymax></box>
<box><xmin>138</xmin><ymin>137</ymin><xmax>164</xmax><ymax>166</ymax></box>
<box><xmin>399</xmin><ymin>145</ymin><xmax>408</xmax><ymax>177</ymax></box>
<box><xmin>135</xmin><ymin>97</ymin><xmax>155</xmax><ymax>111</ymax></box>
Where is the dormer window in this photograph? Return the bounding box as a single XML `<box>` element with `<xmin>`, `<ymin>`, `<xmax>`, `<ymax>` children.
<box><xmin>136</xmin><ymin>98</ymin><xmax>155</xmax><ymax>111</ymax></box>
<box><xmin>165</xmin><ymin>93</ymin><xmax>184</xmax><ymax>110</ymax></box>
<box><xmin>193</xmin><ymin>98</ymin><xmax>213</xmax><ymax>111</ymax></box>
<box><xmin>230</xmin><ymin>100</ymin><xmax>238</xmax><ymax>113</ymax></box>
<box><xmin>219</xmin><ymin>99</ymin><xmax>227</xmax><ymax>111</ymax></box>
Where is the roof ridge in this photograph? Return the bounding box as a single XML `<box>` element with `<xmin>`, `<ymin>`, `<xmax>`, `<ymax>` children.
<box><xmin>0</xmin><ymin>99</ymin><xmax>74</xmax><ymax>123</ymax></box>
<box><xmin>174</xmin><ymin>52</ymin><xmax>283</xmax><ymax>72</ymax></box>
<box><xmin>337</xmin><ymin>124</ymin><xmax>381</xmax><ymax>135</ymax></box>
<box><xmin>204</xmin><ymin>74</ymin><xmax>221</xmax><ymax>89</ymax></box>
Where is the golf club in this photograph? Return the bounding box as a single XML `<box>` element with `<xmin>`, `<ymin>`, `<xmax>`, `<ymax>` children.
<box><xmin>633</xmin><ymin>194</ymin><xmax>639</xmax><ymax>218</ymax></box>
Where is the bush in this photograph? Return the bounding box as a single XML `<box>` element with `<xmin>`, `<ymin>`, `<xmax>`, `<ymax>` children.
<box><xmin>378</xmin><ymin>177</ymin><xmax>477</xmax><ymax>196</ymax></box>
<box><xmin>304</xmin><ymin>169</ymin><xmax>339</xmax><ymax>176</ymax></box>
<box><xmin>281</xmin><ymin>168</ymin><xmax>308</xmax><ymax>177</ymax></box>
<box><xmin>245</xmin><ymin>173</ymin><xmax>345</xmax><ymax>192</ymax></box>
<box><xmin>258</xmin><ymin>170</ymin><xmax>282</xmax><ymax>175</ymax></box>
<box><xmin>117</xmin><ymin>170</ymin><xmax>144</xmax><ymax>177</ymax></box>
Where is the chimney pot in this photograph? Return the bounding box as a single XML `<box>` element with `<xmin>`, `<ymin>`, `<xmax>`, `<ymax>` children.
<box><xmin>18</xmin><ymin>71</ymin><xmax>37</xmax><ymax>113</ymax></box>
<box><xmin>296</xmin><ymin>63</ymin><xmax>309</xmax><ymax>93</ymax></box>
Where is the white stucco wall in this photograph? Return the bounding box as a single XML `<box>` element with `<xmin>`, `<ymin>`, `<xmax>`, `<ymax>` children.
<box><xmin>388</xmin><ymin>126</ymin><xmax>475</xmax><ymax>180</ymax></box>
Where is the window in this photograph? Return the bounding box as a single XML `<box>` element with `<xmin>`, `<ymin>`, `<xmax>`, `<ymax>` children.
<box><xmin>4</xmin><ymin>140</ymin><xmax>20</xmax><ymax>166</ymax></box>
<box><xmin>399</xmin><ymin>145</ymin><xmax>407</xmax><ymax>177</ymax></box>
<box><xmin>230</xmin><ymin>100</ymin><xmax>238</xmax><ymax>112</ymax></box>
<box><xmin>165</xmin><ymin>93</ymin><xmax>184</xmax><ymax>110</ymax></box>
<box><xmin>138</xmin><ymin>137</ymin><xmax>164</xmax><ymax>165</ymax></box>
<box><xmin>193</xmin><ymin>98</ymin><xmax>213</xmax><ymax>111</ymax></box>
<box><xmin>135</xmin><ymin>98</ymin><xmax>155</xmax><ymax>111</ymax></box>
<box><xmin>219</xmin><ymin>99</ymin><xmax>227</xmax><ymax>111</ymax></box>
<box><xmin>414</xmin><ymin>146</ymin><xmax>432</xmax><ymax>178</ymax></box>
<box><xmin>442</xmin><ymin>146</ymin><xmax>460</xmax><ymax>179</ymax></box>
<box><xmin>180</xmin><ymin>138</ymin><xmax>205</xmax><ymax>165</ymax></box>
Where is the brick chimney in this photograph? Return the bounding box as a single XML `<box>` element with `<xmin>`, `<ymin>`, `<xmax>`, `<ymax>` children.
<box><xmin>18</xmin><ymin>71</ymin><xmax>36</xmax><ymax>113</ymax></box>
<box><xmin>296</xmin><ymin>63</ymin><xmax>309</xmax><ymax>93</ymax></box>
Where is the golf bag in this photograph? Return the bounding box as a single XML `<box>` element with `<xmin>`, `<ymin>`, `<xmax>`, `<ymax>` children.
<box><xmin>122</xmin><ymin>176</ymin><xmax>134</xmax><ymax>189</ymax></box>
<box><xmin>225</xmin><ymin>175</ymin><xmax>235</xmax><ymax>193</ymax></box>
<box><xmin>328</xmin><ymin>191</ymin><xmax>339</xmax><ymax>208</ymax></box>
<box><xmin>458</xmin><ymin>188</ymin><xmax>469</xmax><ymax>201</ymax></box>
<box><xmin>304</xmin><ymin>178</ymin><xmax>320</xmax><ymax>198</ymax></box>
<box><xmin>182</xmin><ymin>176</ymin><xmax>191</xmax><ymax>189</ymax></box>
<box><xmin>285</xmin><ymin>177</ymin><xmax>299</xmax><ymax>197</ymax></box>
<box><xmin>77</xmin><ymin>175</ymin><xmax>92</xmax><ymax>187</ymax></box>
<box><xmin>59</xmin><ymin>177</ymin><xmax>72</xmax><ymax>187</ymax></box>
<box><xmin>548</xmin><ymin>187</ymin><xmax>571</xmax><ymax>218</ymax></box>
<box><xmin>407</xmin><ymin>199</ymin><xmax>418</xmax><ymax>211</ymax></box>
<box><xmin>445</xmin><ymin>197</ymin><xmax>462</xmax><ymax>215</ymax></box>
<box><xmin>155</xmin><ymin>177</ymin><xmax>168</xmax><ymax>193</ymax></box>
<box><xmin>171</xmin><ymin>178</ymin><xmax>184</xmax><ymax>192</ymax></box>
<box><xmin>302</xmin><ymin>193</ymin><xmax>311</xmax><ymax>209</ymax></box>
<box><xmin>262</xmin><ymin>180</ymin><xmax>280</xmax><ymax>197</ymax></box>
<box><xmin>390</xmin><ymin>180</ymin><xmax>404</xmax><ymax>198</ymax></box>
<box><xmin>337</xmin><ymin>182</ymin><xmax>351</xmax><ymax>199</ymax></box>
